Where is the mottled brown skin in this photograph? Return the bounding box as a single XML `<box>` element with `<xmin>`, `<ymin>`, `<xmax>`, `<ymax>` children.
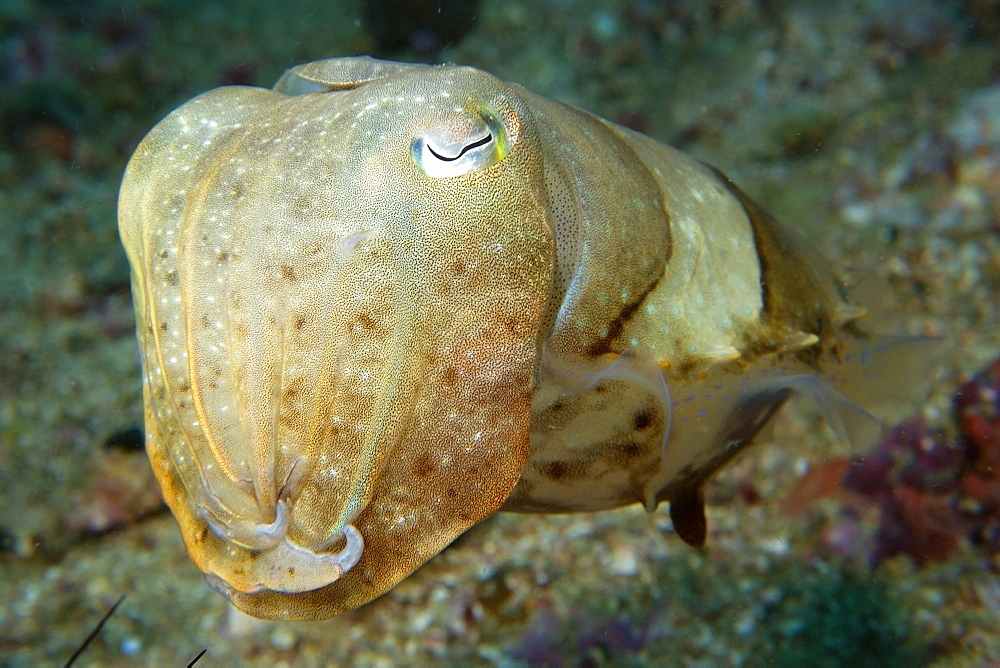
<box><xmin>120</xmin><ymin>57</ymin><xmax>877</xmax><ymax>620</ymax></box>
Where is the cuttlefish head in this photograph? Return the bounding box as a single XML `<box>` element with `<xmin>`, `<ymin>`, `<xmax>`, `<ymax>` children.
<box><xmin>118</xmin><ymin>57</ymin><xmax>555</xmax><ymax>619</ymax></box>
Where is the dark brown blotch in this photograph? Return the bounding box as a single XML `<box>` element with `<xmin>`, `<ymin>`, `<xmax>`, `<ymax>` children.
<box><xmin>541</xmin><ymin>460</ymin><xmax>568</xmax><ymax>480</ymax></box>
<box><xmin>538</xmin><ymin>459</ymin><xmax>590</xmax><ymax>482</ymax></box>
<box><xmin>633</xmin><ymin>409</ymin><xmax>655</xmax><ymax>431</ymax></box>
<box><xmin>355</xmin><ymin>312</ymin><xmax>379</xmax><ymax>331</ymax></box>
<box><xmin>411</xmin><ymin>452</ymin><xmax>436</xmax><ymax>478</ymax></box>
<box><xmin>536</xmin><ymin>397</ymin><xmax>582</xmax><ymax>431</ymax></box>
<box><xmin>600</xmin><ymin>435</ymin><xmax>647</xmax><ymax>462</ymax></box>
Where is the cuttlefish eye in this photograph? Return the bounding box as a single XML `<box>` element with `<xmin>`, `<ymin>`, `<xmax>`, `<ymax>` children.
<box><xmin>412</xmin><ymin>107</ymin><xmax>509</xmax><ymax>178</ymax></box>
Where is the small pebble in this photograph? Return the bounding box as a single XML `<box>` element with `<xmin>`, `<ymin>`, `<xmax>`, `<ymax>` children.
<box><xmin>270</xmin><ymin>627</ymin><xmax>297</xmax><ymax>651</ymax></box>
<box><xmin>121</xmin><ymin>636</ymin><xmax>142</xmax><ymax>656</ymax></box>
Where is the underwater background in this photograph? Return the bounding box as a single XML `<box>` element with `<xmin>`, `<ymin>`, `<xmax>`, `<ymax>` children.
<box><xmin>2</xmin><ymin>0</ymin><xmax>999</xmax><ymax>664</ymax></box>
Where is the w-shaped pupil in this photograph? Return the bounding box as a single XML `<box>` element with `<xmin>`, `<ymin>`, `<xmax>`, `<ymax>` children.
<box><xmin>427</xmin><ymin>134</ymin><xmax>493</xmax><ymax>161</ymax></box>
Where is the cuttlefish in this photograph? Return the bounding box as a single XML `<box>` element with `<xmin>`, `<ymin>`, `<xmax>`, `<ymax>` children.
<box><xmin>118</xmin><ymin>56</ymin><xmax>925</xmax><ymax>620</ymax></box>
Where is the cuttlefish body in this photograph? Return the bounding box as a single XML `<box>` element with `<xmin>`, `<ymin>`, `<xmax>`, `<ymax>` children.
<box><xmin>119</xmin><ymin>57</ymin><xmax>913</xmax><ymax>619</ymax></box>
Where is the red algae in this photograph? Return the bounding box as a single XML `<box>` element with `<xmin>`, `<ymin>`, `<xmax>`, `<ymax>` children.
<box><xmin>827</xmin><ymin>356</ymin><xmax>1000</xmax><ymax>568</ymax></box>
<box><xmin>956</xmin><ymin>358</ymin><xmax>1000</xmax><ymax>555</ymax></box>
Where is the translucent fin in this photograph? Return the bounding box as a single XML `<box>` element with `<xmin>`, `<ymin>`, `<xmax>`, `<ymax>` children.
<box><xmin>647</xmin><ymin>346</ymin><xmax>903</xmax><ymax>516</ymax></box>
<box><xmin>758</xmin><ymin>374</ymin><xmax>882</xmax><ymax>452</ymax></box>
<box><xmin>821</xmin><ymin>335</ymin><xmax>947</xmax><ymax>426</ymax></box>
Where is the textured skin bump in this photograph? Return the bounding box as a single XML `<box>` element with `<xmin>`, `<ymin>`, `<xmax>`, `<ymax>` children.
<box><xmin>120</xmin><ymin>57</ymin><xmax>873</xmax><ymax>619</ymax></box>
